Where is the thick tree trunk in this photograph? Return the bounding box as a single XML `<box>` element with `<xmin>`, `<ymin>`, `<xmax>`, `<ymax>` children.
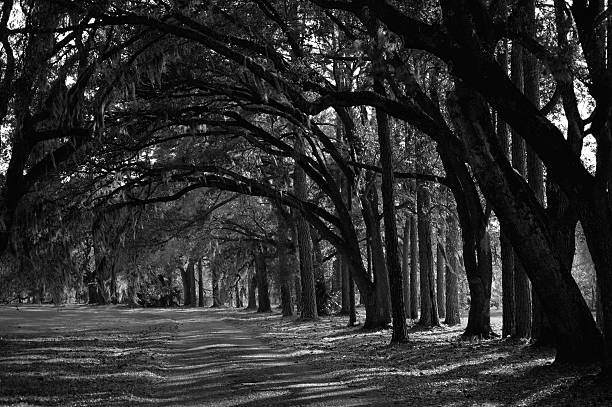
<box><xmin>463</xmin><ymin>229</ymin><xmax>494</xmax><ymax>338</ymax></box>
<box><xmin>402</xmin><ymin>220</ymin><xmax>411</xmax><ymax>319</ymax></box>
<box><xmin>332</xmin><ymin>257</ymin><xmax>341</xmax><ymax>293</ymax></box>
<box><xmin>417</xmin><ymin>181</ymin><xmax>439</xmax><ymax>327</ymax></box>
<box><xmin>361</xmin><ymin>187</ymin><xmax>392</xmax><ymax>325</ymax></box>
<box><xmin>246</xmin><ymin>270</ymin><xmax>257</xmax><ymax>310</ymax></box>
<box><xmin>311</xmin><ymin>228</ymin><xmax>330</xmax><ymax>315</ymax></box>
<box><xmin>450</xmin><ymin>85</ymin><xmax>603</xmax><ymax>363</ymax></box>
<box><xmin>254</xmin><ymin>247</ymin><xmax>272</xmax><ymax>313</ymax></box>
<box><xmin>181</xmin><ymin>268</ymin><xmax>190</xmax><ymax>306</ymax></box>
<box><xmin>444</xmin><ymin>214</ymin><xmax>461</xmax><ymax>325</ymax></box>
<box><xmin>294</xmin><ymin>136</ymin><xmax>318</xmax><ymax>320</ymax></box>
<box><xmin>578</xmin><ymin>193</ymin><xmax>612</xmax><ymax>375</ymax></box>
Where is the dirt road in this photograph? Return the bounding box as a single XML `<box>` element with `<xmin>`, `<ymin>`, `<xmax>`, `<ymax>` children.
<box><xmin>0</xmin><ymin>306</ymin><xmax>381</xmax><ymax>406</ymax></box>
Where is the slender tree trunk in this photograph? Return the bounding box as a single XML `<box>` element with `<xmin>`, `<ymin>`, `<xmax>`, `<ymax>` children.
<box><xmin>417</xmin><ymin>182</ymin><xmax>439</xmax><ymax>327</ymax></box>
<box><xmin>510</xmin><ymin>37</ymin><xmax>532</xmax><ymax>339</ymax></box>
<box><xmin>436</xmin><ymin>214</ymin><xmax>446</xmax><ymax>319</ymax></box>
<box><xmin>402</xmin><ymin>220</ymin><xmax>411</xmax><ymax>319</ymax></box>
<box><xmin>188</xmin><ymin>258</ymin><xmax>196</xmax><ymax>308</ymax></box>
<box><xmin>254</xmin><ymin>247</ymin><xmax>272</xmax><ymax>313</ymax></box>
<box><xmin>496</xmin><ymin>39</ymin><xmax>515</xmax><ymax>338</ymax></box>
<box><xmin>211</xmin><ymin>262</ymin><xmax>221</xmax><ymax>308</ymax></box>
<box><xmin>347</xmin><ymin>262</ymin><xmax>357</xmax><ymax>325</ymax></box>
<box><xmin>445</xmin><ymin>214</ymin><xmax>461</xmax><ymax>325</ymax></box>
<box><xmin>198</xmin><ymin>258</ymin><xmax>204</xmax><ymax>307</ymax></box>
<box><xmin>294</xmin><ymin>274</ymin><xmax>302</xmax><ymax>315</ymax></box>
<box><xmin>339</xmin><ymin>254</ymin><xmax>350</xmax><ymax>315</ymax></box>
<box><xmin>278</xmin><ymin>211</ymin><xmax>293</xmax><ymax>316</ymax></box>
<box><xmin>110</xmin><ymin>264</ymin><xmax>118</xmax><ymax>305</ymax></box>
<box><xmin>410</xmin><ymin>213</ymin><xmax>419</xmax><ymax>319</ymax></box>
<box><xmin>373</xmin><ymin>81</ymin><xmax>408</xmax><ymax>342</ymax></box>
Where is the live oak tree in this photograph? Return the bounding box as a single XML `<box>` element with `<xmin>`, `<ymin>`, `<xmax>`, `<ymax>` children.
<box><xmin>5</xmin><ymin>0</ymin><xmax>612</xmax><ymax>379</ymax></box>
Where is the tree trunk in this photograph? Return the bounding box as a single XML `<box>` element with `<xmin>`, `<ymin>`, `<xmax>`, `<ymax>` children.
<box><xmin>347</xmin><ymin>262</ymin><xmax>357</xmax><ymax>326</ymax></box>
<box><xmin>181</xmin><ymin>267</ymin><xmax>190</xmax><ymax>306</ymax></box>
<box><xmin>436</xmin><ymin>214</ymin><xmax>446</xmax><ymax>319</ymax></box>
<box><xmin>501</xmin><ymin>229</ymin><xmax>515</xmax><ymax>337</ymax></box>
<box><xmin>402</xmin><ymin>220</ymin><xmax>411</xmax><ymax>319</ymax></box>
<box><xmin>463</xmin><ymin>228</ymin><xmax>494</xmax><ymax>338</ymax></box>
<box><xmin>198</xmin><ymin>258</ymin><xmax>205</xmax><ymax>307</ymax></box>
<box><xmin>339</xmin><ymin>254</ymin><xmax>350</xmax><ymax>315</ymax></box>
<box><xmin>294</xmin><ymin>135</ymin><xmax>318</xmax><ymax>320</ymax></box>
<box><xmin>497</xmin><ymin>37</ymin><xmax>515</xmax><ymax>339</ymax></box>
<box><xmin>312</xmin><ymin>228</ymin><xmax>330</xmax><ymax>316</ymax></box>
<box><xmin>417</xmin><ymin>181</ymin><xmax>439</xmax><ymax>327</ymax></box>
<box><xmin>410</xmin><ymin>214</ymin><xmax>419</xmax><ymax>319</ymax></box>
<box><xmin>110</xmin><ymin>264</ymin><xmax>118</xmax><ymax>305</ymax></box>
<box><xmin>510</xmin><ymin>37</ymin><xmax>532</xmax><ymax>339</ymax></box>
<box><xmin>254</xmin><ymin>247</ymin><xmax>272</xmax><ymax>313</ymax></box>
<box><xmin>246</xmin><ymin>269</ymin><xmax>257</xmax><ymax>310</ymax></box>
<box><xmin>444</xmin><ymin>214</ymin><xmax>461</xmax><ymax>325</ymax></box>
<box><xmin>235</xmin><ymin>283</ymin><xmax>243</xmax><ymax>308</ymax></box>
<box><xmin>373</xmin><ymin>79</ymin><xmax>408</xmax><ymax>341</ymax></box>
<box><xmin>362</xmin><ymin>191</ymin><xmax>392</xmax><ymax>326</ymax></box>
<box><xmin>578</xmin><ymin>193</ymin><xmax>612</xmax><ymax>375</ymax></box>
<box><xmin>187</xmin><ymin>258</ymin><xmax>196</xmax><ymax>308</ymax></box>
<box><xmin>211</xmin><ymin>262</ymin><xmax>221</xmax><ymax>308</ymax></box>
<box><xmin>450</xmin><ymin>84</ymin><xmax>603</xmax><ymax>363</ymax></box>
<box><xmin>277</xmin><ymin>211</ymin><xmax>293</xmax><ymax>317</ymax></box>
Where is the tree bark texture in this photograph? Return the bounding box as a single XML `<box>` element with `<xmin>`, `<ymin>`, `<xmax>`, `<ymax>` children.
<box><xmin>254</xmin><ymin>247</ymin><xmax>272</xmax><ymax>313</ymax></box>
<box><xmin>436</xmin><ymin>213</ymin><xmax>447</xmax><ymax>319</ymax></box>
<box><xmin>417</xmin><ymin>181</ymin><xmax>439</xmax><ymax>327</ymax></box>
<box><xmin>373</xmin><ymin>89</ymin><xmax>408</xmax><ymax>342</ymax></box>
<box><xmin>277</xmin><ymin>210</ymin><xmax>294</xmax><ymax>316</ymax></box>
<box><xmin>294</xmin><ymin>135</ymin><xmax>318</xmax><ymax>320</ymax></box>
<box><xmin>402</xmin><ymin>220</ymin><xmax>411</xmax><ymax>319</ymax></box>
<box><xmin>445</xmin><ymin>214</ymin><xmax>461</xmax><ymax>325</ymax></box>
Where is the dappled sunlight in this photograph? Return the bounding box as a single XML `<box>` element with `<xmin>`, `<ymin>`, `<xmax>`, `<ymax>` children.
<box><xmin>2</xmin><ymin>305</ymin><xmax>610</xmax><ymax>406</ymax></box>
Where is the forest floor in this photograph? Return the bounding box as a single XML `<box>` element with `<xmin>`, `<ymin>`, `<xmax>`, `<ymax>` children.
<box><xmin>0</xmin><ymin>305</ymin><xmax>611</xmax><ymax>406</ymax></box>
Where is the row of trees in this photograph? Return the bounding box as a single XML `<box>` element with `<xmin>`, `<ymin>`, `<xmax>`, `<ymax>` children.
<box><xmin>1</xmin><ymin>0</ymin><xmax>611</xmax><ymax>378</ymax></box>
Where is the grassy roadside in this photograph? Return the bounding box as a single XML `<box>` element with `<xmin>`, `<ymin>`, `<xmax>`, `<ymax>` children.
<box><xmin>217</xmin><ymin>306</ymin><xmax>610</xmax><ymax>406</ymax></box>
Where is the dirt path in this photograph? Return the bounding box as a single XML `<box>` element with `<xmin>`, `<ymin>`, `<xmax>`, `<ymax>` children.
<box><xmin>0</xmin><ymin>306</ymin><xmax>381</xmax><ymax>406</ymax></box>
<box><xmin>148</xmin><ymin>309</ymin><xmax>382</xmax><ymax>407</ymax></box>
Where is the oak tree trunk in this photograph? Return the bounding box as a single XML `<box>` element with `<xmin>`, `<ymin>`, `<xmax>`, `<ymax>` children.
<box><xmin>255</xmin><ymin>247</ymin><xmax>272</xmax><ymax>313</ymax></box>
<box><xmin>445</xmin><ymin>214</ymin><xmax>461</xmax><ymax>325</ymax></box>
<box><xmin>417</xmin><ymin>182</ymin><xmax>439</xmax><ymax>327</ymax></box>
